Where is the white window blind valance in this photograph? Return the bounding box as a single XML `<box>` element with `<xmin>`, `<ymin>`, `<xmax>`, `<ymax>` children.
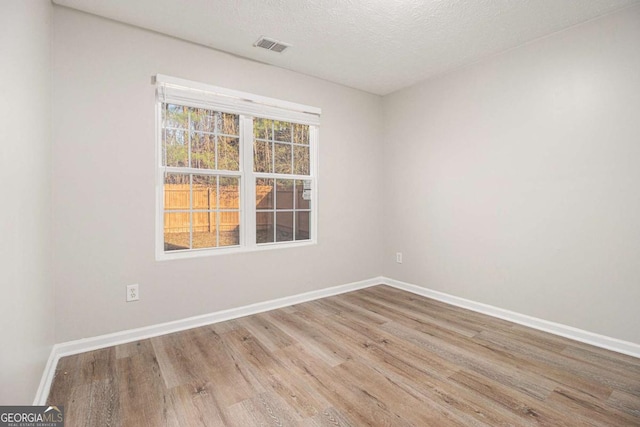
<box><xmin>155</xmin><ymin>74</ymin><xmax>321</xmax><ymax>126</ymax></box>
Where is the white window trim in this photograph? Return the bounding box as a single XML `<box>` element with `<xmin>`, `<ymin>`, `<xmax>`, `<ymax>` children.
<box><xmin>154</xmin><ymin>75</ymin><xmax>320</xmax><ymax>261</ymax></box>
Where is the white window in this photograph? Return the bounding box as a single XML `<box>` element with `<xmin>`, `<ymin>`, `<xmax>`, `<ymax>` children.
<box><xmin>155</xmin><ymin>75</ymin><xmax>320</xmax><ymax>260</ymax></box>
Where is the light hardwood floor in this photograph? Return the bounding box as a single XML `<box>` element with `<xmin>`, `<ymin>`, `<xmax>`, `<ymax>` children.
<box><xmin>48</xmin><ymin>285</ymin><xmax>640</xmax><ymax>426</ymax></box>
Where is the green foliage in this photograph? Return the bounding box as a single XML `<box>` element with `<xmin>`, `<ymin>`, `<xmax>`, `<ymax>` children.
<box><xmin>162</xmin><ymin>103</ymin><xmax>240</xmax><ymax>171</ymax></box>
<box><xmin>162</xmin><ymin>105</ymin><xmax>309</xmax><ymax>175</ymax></box>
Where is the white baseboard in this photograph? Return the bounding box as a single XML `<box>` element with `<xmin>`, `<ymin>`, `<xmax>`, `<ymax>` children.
<box><xmin>37</xmin><ymin>275</ymin><xmax>640</xmax><ymax>404</ymax></box>
<box><xmin>34</xmin><ymin>277</ymin><xmax>380</xmax><ymax>404</ymax></box>
<box><xmin>32</xmin><ymin>345</ymin><xmax>58</xmax><ymax>405</ymax></box>
<box><xmin>381</xmin><ymin>277</ymin><xmax>640</xmax><ymax>359</ymax></box>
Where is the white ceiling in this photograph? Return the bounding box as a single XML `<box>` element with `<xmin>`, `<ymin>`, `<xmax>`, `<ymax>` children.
<box><xmin>53</xmin><ymin>0</ymin><xmax>640</xmax><ymax>95</ymax></box>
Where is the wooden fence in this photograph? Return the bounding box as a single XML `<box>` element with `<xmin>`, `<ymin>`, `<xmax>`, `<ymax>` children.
<box><xmin>164</xmin><ymin>184</ymin><xmax>241</xmax><ymax>233</ymax></box>
<box><xmin>164</xmin><ymin>185</ymin><xmax>307</xmax><ymax>235</ymax></box>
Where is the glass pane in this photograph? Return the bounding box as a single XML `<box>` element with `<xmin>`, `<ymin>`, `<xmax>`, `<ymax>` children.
<box><xmin>218</xmin><ymin>112</ymin><xmax>239</xmax><ymax>136</ymax></box>
<box><xmin>219</xmin><ymin>211</ymin><xmax>240</xmax><ymax>247</ymax></box>
<box><xmin>296</xmin><ymin>211</ymin><xmax>310</xmax><ymax>240</ymax></box>
<box><xmin>190</xmin><ymin>108</ymin><xmax>215</xmax><ymax>132</ymax></box>
<box><xmin>295</xmin><ymin>179</ymin><xmax>311</xmax><ymax>210</ymax></box>
<box><xmin>219</xmin><ymin>176</ymin><xmax>240</xmax><ymax>209</ymax></box>
<box><xmin>164</xmin><ymin>174</ymin><xmax>190</xmax><ymax>210</ymax></box>
<box><xmin>164</xmin><ymin>104</ymin><xmax>188</xmax><ymax>129</ymax></box>
<box><xmin>192</xmin><ymin>175</ymin><xmax>216</xmax><ymax>210</ymax></box>
<box><xmin>274</xmin><ymin>143</ymin><xmax>292</xmax><ymax>174</ymax></box>
<box><xmin>218</xmin><ymin>136</ymin><xmax>240</xmax><ymax>171</ymax></box>
<box><xmin>193</xmin><ymin>211</ymin><xmax>217</xmax><ymax>249</ymax></box>
<box><xmin>164</xmin><ymin>212</ymin><xmax>190</xmax><ymax>251</ymax></box>
<box><xmin>191</xmin><ymin>133</ymin><xmax>216</xmax><ymax>169</ymax></box>
<box><xmin>163</xmin><ymin>129</ymin><xmax>188</xmax><ymax>167</ymax></box>
<box><xmin>274</xmin><ymin>121</ymin><xmax>292</xmax><ymax>142</ymax></box>
<box><xmin>276</xmin><ymin>179</ymin><xmax>293</xmax><ymax>210</ymax></box>
<box><xmin>293</xmin><ymin>145</ymin><xmax>310</xmax><ymax>175</ymax></box>
<box><xmin>276</xmin><ymin>212</ymin><xmax>294</xmax><ymax>242</ymax></box>
<box><xmin>256</xmin><ymin>212</ymin><xmax>274</xmax><ymax>244</ymax></box>
<box><xmin>254</xmin><ymin>140</ymin><xmax>273</xmax><ymax>173</ymax></box>
<box><xmin>293</xmin><ymin>123</ymin><xmax>309</xmax><ymax>145</ymax></box>
<box><xmin>256</xmin><ymin>178</ymin><xmax>274</xmax><ymax>209</ymax></box>
<box><xmin>254</xmin><ymin>118</ymin><xmax>273</xmax><ymax>140</ymax></box>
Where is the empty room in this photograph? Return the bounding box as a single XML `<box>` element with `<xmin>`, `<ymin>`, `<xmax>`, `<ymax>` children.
<box><xmin>2</xmin><ymin>0</ymin><xmax>640</xmax><ymax>425</ymax></box>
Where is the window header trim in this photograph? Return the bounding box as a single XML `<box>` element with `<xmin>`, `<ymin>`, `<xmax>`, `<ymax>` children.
<box><xmin>154</xmin><ymin>74</ymin><xmax>321</xmax><ymax>126</ymax></box>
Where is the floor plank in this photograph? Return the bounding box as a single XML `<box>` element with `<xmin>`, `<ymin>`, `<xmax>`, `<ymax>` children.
<box><xmin>48</xmin><ymin>285</ymin><xmax>640</xmax><ymax>426</ymax></box>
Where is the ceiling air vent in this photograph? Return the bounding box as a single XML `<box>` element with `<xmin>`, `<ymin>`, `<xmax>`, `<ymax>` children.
<box><xmin>254</xmin><ymin>36</ymin><xmax>291</xmax><ymax>53</ymax></box>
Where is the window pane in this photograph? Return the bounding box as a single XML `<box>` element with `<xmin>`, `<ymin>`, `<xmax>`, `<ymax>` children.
<box><xmin>219</xmin><ymin>112</ymin><xmax>239</xmax><ymax>136</ymax></box>
<box><xmin>256</xmin><ymin>212</ymin><xmax>274</xmax><ymax>243</ymax></box>
<box><xmin>254</xmin><ymin>118</ymin><xmax>273</xmax><ymax>140</ymax></box>
<box><xmin>163</xmin><ymin>129</ymin><xmax>188</xmax><ymax>167</ymax></box>
<box><xmin>274</xmin><ymin>143</ymin><xmax>292</xmax><ymax>174</ymax></box>
<box><xmin>190</xmin><ymin>108</ymin><xmax>215</xmax><ymax>132</ymax></box>
<box><xmin>219</xmin><ymin>176</ymin><xmax>240</xmax><ymax>209</ymax></box>
<box><xmin>165</xmin><ymin>104</ymin><xmax>188</xmax><ymax>129</ymax></box>
<box><xmin>256</xmin><ymin>178</ymin><xmax>274</xmax><ymax>209</ymax></box>
<box><xmin>192</xmin><ymin>212</ymin><xmax>217</xmax><ymax>249</ymax></box>
<box><xmin>161</xmin><ymin>91</ymin><xmax>316</xmax><ymax>255</ymax></box>
<box><xmin>296</xmin><ymin>211</ymin><xmax>310</xmax><ymax>240</ymax></box>
<box><xmin>276</xmin><ymin>179</ymin><xmax>293</xmax><ymax>209</ymax></box>
<box><xmin>164</xmin><ymin>174</ymin><xmax>190</xmax><ymax>210</ymax></box>
<box><xmin>191</xmin><ymin>133</ymin><xmax>216</xmax><ymax>169</ymax></box>
<box><xmin>219</xmin><ymin>211</ymin><xmax>240</xmax><ymax>246</ymax></box>
<box><xmin>218</xmin><ymin>136</ymin><xmax>240</xmax><ymax>171</ymax></box>
<box><xmin>295</xmin><ymin>179</ymin><xmax>311</xmax><ymax>210</ymax></box>
<box><xmin>293</xmin><ymin>123</ymin><xmax>309</xmax><ymax>145</ymax></box>
<box><xmin>192</xmin><ymin>175</ymin><xmax>216</xmax><ymax>210</ymax></box>
<box><xmin>274</xmin><ymin>121</ymin><xmax>292</xmax><ymax>142</ymax></box>
<box><xmin>293</xmin><ymin>145</ymin><xmax>310</xmax><ymax>175</ymax></box>
<box><xmin>254</xmin><ymin>140</ymin><xmax>273</xmax><ymax>173</ymax></box>
<box><xmin>276</xmin><ymin>212</ymin><xmax>294</xmax><ymax>242</ymax></box>
<box><xmin>164</xmin><ymin>212</ymin><xmax>190</xmax><ymax>251</ymax></box>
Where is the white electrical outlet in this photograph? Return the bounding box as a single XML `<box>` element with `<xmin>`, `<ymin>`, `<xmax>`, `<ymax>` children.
<box><xmin>126</xmin><ymin>284</ymin><xmax>139</xmax><ymax>302</ymax></box>
<box><xmin>396</xmin><ymin>252</ymin><xmax>403</xmax><ymax>264</ymax></box>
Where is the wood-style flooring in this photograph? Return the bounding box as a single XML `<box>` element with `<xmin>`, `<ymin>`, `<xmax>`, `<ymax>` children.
<box><xmin>47</xmin><ymin>285</ymin><xmax>640</xmax><ymax>426</ymax></box>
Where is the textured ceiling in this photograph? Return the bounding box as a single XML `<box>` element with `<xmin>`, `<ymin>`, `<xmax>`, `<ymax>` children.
<box><xmin>53</xmin><ymin>0</ymin><xmax>640</xmax><ymax>95</ymax></box>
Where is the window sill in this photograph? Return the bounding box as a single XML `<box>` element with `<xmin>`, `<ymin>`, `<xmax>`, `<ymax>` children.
<box><xmin>155</xmin><ymin>239</ymin><xmax>317</xmax><ymax>261</ymax></box>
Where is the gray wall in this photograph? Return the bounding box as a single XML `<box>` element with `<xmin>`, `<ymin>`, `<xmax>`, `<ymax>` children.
<box><xmin>52</xmin><ymin>7</ymin><xmax>384</xmax><ymax>342</ymax></box>
<box><xmin>0</xmin><ymin>0</ymin><xmax>54</xmax><ymax>404</ymax></box>
<box><xmin>383</xmin><ymin>5</ymin><xmax>640</xmax><ymax>344</ymax></box>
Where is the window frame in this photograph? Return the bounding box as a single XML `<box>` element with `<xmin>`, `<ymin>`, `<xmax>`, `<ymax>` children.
<box><xmin>154</xmin><ymin>75</ymin><xmax>319</xmax><ymax>261</ymax></box>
